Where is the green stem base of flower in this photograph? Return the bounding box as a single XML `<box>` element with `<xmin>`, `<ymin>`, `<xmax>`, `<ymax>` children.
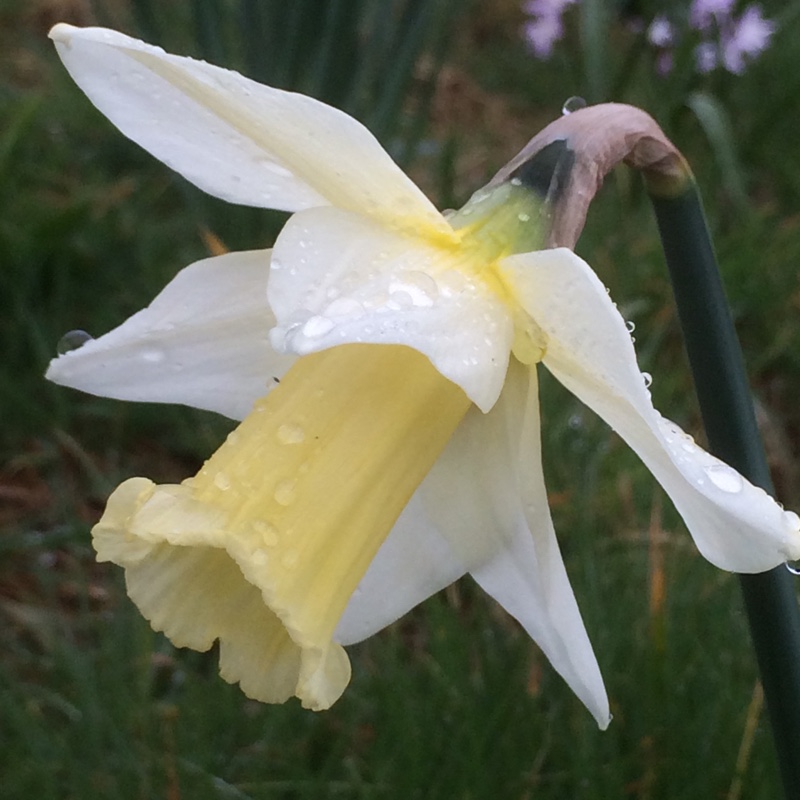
<box><xmin>649</xmin><ymin>181</ymin><xmax>800</xmax><ymax>795</ymax></box>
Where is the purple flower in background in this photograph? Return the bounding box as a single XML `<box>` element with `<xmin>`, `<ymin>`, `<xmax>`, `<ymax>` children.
<box><xmin>694</xmin><ymin>41</ymin><xmax>719</xmax><ymax>73</ymax></box>
<box><xmin>648</xmin><ymin>14</ymin><xmax>676</xmax><ymax>75</ymax></box>
<box><xmin>721</xmin><ymin>4</ymin><xmax>776</xmax><ymax>73</ymax></box>
<box><xmin>690</xmin><ymin>0</ymin><xmax>736</xmax><ymax>31</ymax></box>
<box><xmin>521</xmin><ymin>0</ymin><xmax>578</xmax><ymax>59</ymax></box>
<box><xmin>656</xmin><ymin>51</ymin><xmax>675</xmax><ymax>76</ymax></box>
<box><xmin>648</xmin><ymin>15</ymin><xmax>675</xmax><ymax>48</ymax></box>
<box><xmin>519</xmin><ymin>0</ymin><xmax>775</xmax><ymax>76</ymax></box>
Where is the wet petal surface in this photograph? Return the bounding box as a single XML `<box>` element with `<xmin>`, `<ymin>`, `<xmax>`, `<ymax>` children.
<box><xmin>46</xmin><ymin>250</ymin><xmax>290</xmax><ymax>421</ymax></box>
<box><xmin>504</xmin><ymin>248</ymin><xmax>800</xmax><ymax>572</ymax></box>
<box><xmin>50</xmin><ymin>24</ymin><xmax>452</xmax><ymax>239</ymax></box>
<box><xmin>268</xmin><ymin>207</ymin><xmax>514</xmax><ymax>411</ymax></box>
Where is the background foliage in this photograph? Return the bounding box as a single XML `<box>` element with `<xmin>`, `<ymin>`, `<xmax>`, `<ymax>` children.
<box><xmin>2</xmin><ymin>0</ymin><xmax>799</xmax><ymax>797</ymax></box>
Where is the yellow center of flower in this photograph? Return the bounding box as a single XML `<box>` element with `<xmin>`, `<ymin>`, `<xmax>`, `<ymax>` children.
<box><xmin>93</xmin><ymin>344</ymin><xmax>470</xmax><ymax>709</ymax></box>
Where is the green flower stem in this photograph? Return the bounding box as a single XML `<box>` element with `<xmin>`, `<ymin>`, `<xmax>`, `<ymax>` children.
<box><xmin>648</xmin><ymin>178</ymin><xmax>800</xmax><ymax>794</ymax></box>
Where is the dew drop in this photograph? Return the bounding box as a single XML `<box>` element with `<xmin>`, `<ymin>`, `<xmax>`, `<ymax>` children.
<box><xmin>214</xmin><ymin>472</ymin><xmax>231</xmax><ymax>491</ymax></box>
<box><xmin>783</xmin><ymin>509</ymin><xmax>800</xmax><ymax>532</ymax></box>
<box><xmin>704</xmin><ymin>463</ymin><xmax>743</xmax><ymax>493</ymax></box>
<box><xmin>642</xmin><ymin>372</ymin><xmax>653</xmax><ymax>388</ymax></box>
<box><xmin>786</xmin><ymin>561</ymin><xmax>800</xmax><ymax>576</ymax></box>
<box><xmin>277</xmin><ymin>423</ymin><xmax>305</xmax><ymax>444</ymax></box>
<box><xmin>274</xmin><ymin>478</ymin><xmax>297</xmax><ymax>506</ymax></box>
<box><xmin>517</xmin><ymin>212</ymin><xmax>531</xmax><ymax>222</ymax></box>
<box><xmin>626</xmin><ymin>320</ymin><xmax>636</xmax><ymax>333</ymax></box>
<box><xmin>562</xmin><ymin>96</ymin><xmax>587</xmax><ymax>115</ymax></box>
<box><xmin>57</xmin><ymin>329</ymin><xmax>93</xmax><ymax>355</ymax></box>
<box><xmin>680</xmin><ymin>435</ymin><xmax>697</xmax><ymax>453</ymax></box>
<box><xmin>388</xmin><ymin>272</ymin><xmax>438</xmax><ymax>308</ymax></box>
<box><xmin>301</xmin><ymin>315</ymin><xmax>335</xmax><ymax>338</ymax></box>
<box><xmin>281</xmin><ymin>550</ymin><xmax>300</xmax><ymax>569</ymax></box>
<box><xmin>141</xmin><ymin>348</ymin><xmax>166</xmax><ymax>364</ymax></box>
<box><xmin>253</xmin><ymin>520</ymin><xmax>280</xmax><ymax>547</ymax></box>
<box><xmin>510</xmin><ymin>177</ymin><xmax>522</xmax><ymax>187</ymax></box>
<box><xmin>257</xmin><ymin>158</ymin><xmax>293</xmax><ymax>178</ymax></box>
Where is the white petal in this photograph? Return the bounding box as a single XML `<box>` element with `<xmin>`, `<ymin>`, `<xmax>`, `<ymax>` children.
<box><xmin>334</xmin><ymin>493</ymin><xmax>466</xmax><ymax>646</ymax></box>
<box><xmin>420</xmin><ymin>359</ymin><xmax>611</xmax><ymax>728</ymax></box>
<box><xmin>50</xmin><ymin>25</ymin><xmax>452</xmax><ymax>238</ymax></box>
<box><xmin>267</xmin><ymin>207</ymin><xmax>514</xmax><ymax>411</ymax></box>
<box><xmin>46</xmin><ymin>250</ymin><xmax>294</xmax><ymax>420</ymax></box>
<box><xmin>503</xmin><ymin>248</ymin><xmax>800</xmax><ymax>572</ymax></box>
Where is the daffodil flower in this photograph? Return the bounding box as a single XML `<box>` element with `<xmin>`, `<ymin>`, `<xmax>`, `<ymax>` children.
<box><xmin>47</xmin><ymin>23</ymin><xmax>800</xmax><ymax>729</ymax></box>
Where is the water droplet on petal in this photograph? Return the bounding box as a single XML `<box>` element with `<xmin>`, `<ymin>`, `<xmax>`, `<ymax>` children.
<box><xmin>253</xmin><ymin>520</ymin><xmax>280</xmax><ymax>547</ymax></box>
<box><xmin>510</xmin><ymin>177</ymin><xmax>522</xmax><ymax>187</ymax></box>
<box><xmin>57</xmin><ymin>329</ymin><xmax>93</xmax><ymax>355</ymax></box>
<box><xmin>642</xmin><ymin>372</ymin><xmax>653</xmax><ymax>388</ymax></box>
<box><xmin>783</xmin><ymin>509</ymin><xmax>800</xmax><ymax>532</ymax></box>
<box><xmin>274</xmin><ymin>478</ymin><xmax>296</xmax><ymax>506</ymax></box>
<box><xmin>388</xmin><ymin>272</ymin><xmax>438</xmax><ymax>308</ymax></box>
<box><xmin>562</xmin><ymin>96</ymin><xmax>587</xmax><ymax>115</ymax></box>
<box><xmin>277</xmin><ymin>423</ymin><xmax>305</xmax><ymax>444</ymax></box>
<box><xmin>626</xmin><ymin>320</ymin><xmax>636</xmax><ymax>333</ymax></box>
<box><xmin>141</xmin><ymin>348</ymin><xmax>166</xmax><ymax>364</ymax></box>
<box><xmin>302</xmin><ymin>315</ymin><xmax>335</xmax><ymax>338</ymax></box>
<box><xmin>517</xmin><ymin>212</ymin><xmax>531</xmax><ymax>222</ymax></box>
<box><xmin>680</xmin><ymin>434</ymin><xmax>697</xmax><ymax>453</ymax></box>
<box><xmin>214</xmin><ymin>472</ymin><xmax>231</xmax><ymax>491</ymax></box>
<box><xmin>256</xmin><ymin>157</ymin><xmax>293</xmax><ymax>178</ymax></box>
<box><xmin>704</xmin><ymin>463</ymin><xmax>743</xmax><ymax>493</ymax></box>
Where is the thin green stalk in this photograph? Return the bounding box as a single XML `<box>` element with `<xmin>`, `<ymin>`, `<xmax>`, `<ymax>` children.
<box><xmin>647</xmin><ymin>177</ymin><xmax>800</xmax><ymax>795</ymax></box>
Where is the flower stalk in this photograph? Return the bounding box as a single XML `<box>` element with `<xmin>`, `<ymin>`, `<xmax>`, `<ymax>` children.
<box><xmin>517</xmin><ymin>101</ymin><xmax>800</xmax><ymax>794</ymax></box>
<box><xmin>649</xmin><ymin>178</ymin><xmax>800</xmax><ymax>795</ymax></box>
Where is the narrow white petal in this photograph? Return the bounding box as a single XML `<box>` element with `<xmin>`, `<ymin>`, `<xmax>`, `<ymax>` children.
<box><xmin>420</xmin><ymin>359</ymin><xmax>611</xmax><ymax>728</ymax></box>
<box><xmin>46</xmin><ymin>250</ymin><xmax>294</xmax><ymax>420</ymax></box>
<box><xmin>334</xmin><ymin>494</ymin><xmax>466</xmax><ymax>646</ymax></box>
<box><xmin>267</xmin><ymin>207</ymin><xmax>513</xmax><ymax>411</ymax></box>
<box><xmin>503</xmin><ymin>248</ymin><xmax>800</xmax><ymax>572</ymax></box>
<box><xmin>50</xmin><ymin>24</ymin><xmax>452</xmax><ymax>238</ymax></box>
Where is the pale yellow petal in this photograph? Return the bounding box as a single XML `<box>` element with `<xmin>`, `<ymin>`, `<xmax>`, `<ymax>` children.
<box><xmin>93</xmin><ymin>344</ymin><xmax>471</xmax><ymax>708</ymax></box>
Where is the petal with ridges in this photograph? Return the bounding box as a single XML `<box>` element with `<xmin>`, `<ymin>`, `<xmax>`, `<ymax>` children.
<box><xmin>50</xmin><ymin>24</ymin><xmax>453</xmax><ymax>239</ymax></box>
<box><xmin>46</xmin><ymin>250</ymin><xmax>293</xmax><ymax>421</ymax></box>
<box><xmin>420</xmin><ymin>358</ymin><xmax>611</xmax><ymax>728</ymax></box>
<box><xmin>503</xmin><ymin>248</ymin><xmax>800</xmax><ymax>572</ymax></box>
<box><xmin>268</xmin><ymin>207</ymin><xmax>514</xmax><ymax>412</ymax></box>
<box><xmin>94</xmin><ymin>477</ymin><xmax>304</xmax><ymax>703</ymax></box>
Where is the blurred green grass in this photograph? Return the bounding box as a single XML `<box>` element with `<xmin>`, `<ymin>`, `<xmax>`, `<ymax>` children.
<box><xmin>2</xmin><ymin>1</ymin><xmax>800</xmax><ymax>797</ymax></box>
